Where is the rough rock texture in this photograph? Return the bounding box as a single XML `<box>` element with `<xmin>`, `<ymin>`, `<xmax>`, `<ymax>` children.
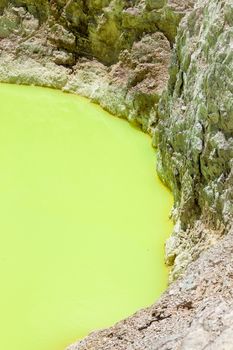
<box><xmin>1</xmin><ymin>0</ymin><xmax>194</xmax><ymax>64</ymax></box>
<box><xmin>67</xmin><ymin>229</ymin><xmax>233</xmax><ymax>350</ymax></box>
<box><xmin>155</xmin><ymin>0</ymin><xmax>233</xmax><ymax>279</ymax></box>
<box><xmin>0</xmin><ymin>0</ymin><xmax>194</xmax><ymax>131</ymax></box>
<box><xmin>0</xmin><ymin>0</ymin><xmax>233</xmax><ymax>349</ymax></box>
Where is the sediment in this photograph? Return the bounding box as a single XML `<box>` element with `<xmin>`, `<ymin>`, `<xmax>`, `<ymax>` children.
<box><xmin>0</xmin><ymin>0</ymin><xmax>233</xmax><ymax>349</ymax></box>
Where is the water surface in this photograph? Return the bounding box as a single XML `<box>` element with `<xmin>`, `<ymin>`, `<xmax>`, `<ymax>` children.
<box><xmin>0</xmin><ymin>84</ymin><xmax>173</xmax><ymax>350</ymax></box>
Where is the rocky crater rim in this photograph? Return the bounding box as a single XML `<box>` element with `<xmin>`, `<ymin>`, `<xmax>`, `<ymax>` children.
<box><xmin>0</xmin><ymin>0</ymin><xmax>233</xmax><ymax>349</ymax></box>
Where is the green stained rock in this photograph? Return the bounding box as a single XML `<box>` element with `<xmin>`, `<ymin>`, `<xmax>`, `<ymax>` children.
<box><xmin>49</xmin><ymin>23</ymin><xmax>76</xmax><ymax>51</ymax></box>
<box><xmin>63</xmin><ymin>0</ymin><xmax>86</xmax><ymax>28</ymax></box>
<box><xmin>10</xmin><ymin>0</ymin><xmax>49</xmax><ymax>21</ymax></box>
<box><xmin>2</xmin><ymin>0</ymin><xmax>233</xmax><ymax>348</ymax></box>
<box><xmin>0</xmin><ymin>9</ymin><xmax>19</xmax><ymax>37</ymax></box>
<box><xmin>146</xmin><ymin>0</ymin><xmax>166</xmax><ymax>10</ymax></box>
<box><xmin>0</xmin><ymin>0</ymin><xmax>190</xmax><ymax>132</ymax></box>
<box><xmin>156</xmin><ymin>0</ymin><xmax>233</xmax><ymax>278</ymax></box>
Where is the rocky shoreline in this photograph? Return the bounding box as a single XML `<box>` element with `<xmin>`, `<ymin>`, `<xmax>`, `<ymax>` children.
<box><xmin>0</xmin><ymin>0</ymin><xmax>233</xmax><ymax>349</ymax></box>
<box><xmin>68</xmin><ymin>227</ymin><xmax>233</xmax><ymax>350</ymax></box>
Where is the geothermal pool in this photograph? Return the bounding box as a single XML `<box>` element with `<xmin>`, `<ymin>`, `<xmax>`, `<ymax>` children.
<box><xmin>0</xmin><ymin>84</ymin><xmax>173</xmax><ymax>350</ymax></box>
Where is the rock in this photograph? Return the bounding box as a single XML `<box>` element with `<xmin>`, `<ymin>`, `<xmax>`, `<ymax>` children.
<box><xmin>1</xmin><ymin>0</ymin><xmax>233</xmax><ymax>349</ymax></box>
<box><xmin>53</xmin><ymin>50</ymin><xmax>75</xmax><ymax>66</ymax></box>
<box><xmin>22</xmin><ymin>13</ymin><xmax>39</xmax><ymax>34</ymax></box>
<box><xmin>0</xmin><ymin>1</ymin><xmax>184</xmax><ymax>132</ymax></box>
<box><xmin>48</xmin><ymin>24</ymin><xmax>76</xmax><ymax>52</ymax></box>
<box><xmin>0</xmin><ymin>0</ymin><xmax>192</xmax><ymax>133</ymax></box>
<box><xmin>156</xmin><ymin>0</ymin><xmax>233</xmax><ymax>279</ymax></box>
<box><xmin>146</xmin><ymin>0</ymin><xmax>166</xmax><ymax>10</ymax></box>
<box><xmin>0</xmin><ymin>7</ymin><xmax>19</xmax><ymax>38</ymax></box>
<box><xmin>0</xmin><ymin>52</ymin><xmax>69</xmax><ymax>88</ymax></box>
<box><xmin>67</xmin><ymin>229</ymin><xmax>233</xmax><ymax>350</ymax></box>
<box><xmin>62</xmin><ymin>0</ymin><xmax>86</xmax><ymax>28</ymax></box>
<box><xmin>10</xmin><ymin>0</ymin><xmax>49</xmax><ymax>21</ymax></box>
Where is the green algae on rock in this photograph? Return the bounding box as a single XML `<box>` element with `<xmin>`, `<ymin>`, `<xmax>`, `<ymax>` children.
<box><xmin>0</xmin><ymin>83</ymin><xmax>173</xmax><ymax>350</ymax></box>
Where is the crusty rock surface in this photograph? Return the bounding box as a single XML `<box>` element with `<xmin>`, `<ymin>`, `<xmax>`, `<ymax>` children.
<box><xmin>0</xmin><ymin>0</ymin><xmax>193</xmax><ymax>131</ymax></box>
<box><xmin>1</xmin><ymin>0</ymin><xmax>195</xmax><ymax>64</ymax></box>
<box><xmin>156</xmin><ymin>0</ymin><xmax>233</xmax><ymax>279</ymax></box>
<box><xmin>0</xmin><ymin>0</ymin><xmax>233</xmax><ymax>349</ymax></box>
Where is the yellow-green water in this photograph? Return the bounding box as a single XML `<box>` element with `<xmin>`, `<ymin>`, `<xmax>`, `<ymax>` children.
<box><xmin>0</xmin><ymin>83</ymin><xmax>173</xmax><ymax>350</ymax></box>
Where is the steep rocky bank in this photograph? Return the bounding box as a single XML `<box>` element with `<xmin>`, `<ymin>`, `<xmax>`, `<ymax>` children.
<box><xmin>0</xmin><ymin>0</ymin><xmax>233</xmax><ymax>349</ymax></box>
<box><xmin>157</xmin><ymin>0</ymin><xmax>233</xmax><ymax>280</ymax></box>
